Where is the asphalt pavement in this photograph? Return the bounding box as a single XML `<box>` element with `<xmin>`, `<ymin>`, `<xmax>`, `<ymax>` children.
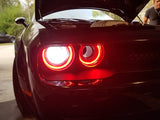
<box><xmin>0</xmin><ymin>44</ymin><xmax>23</xmax><ymax>120</ymax></box>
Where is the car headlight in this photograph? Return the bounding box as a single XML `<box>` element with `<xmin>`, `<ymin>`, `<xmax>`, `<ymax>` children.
<box><xmin>42</xmin><ymin>45</ymin><xmax>74</xmax><ymax>71</ymax></box>
<box><xmin>79</xmin><ymin>44</ymin><xmax>104</xmax><ymax>67</ymax></box>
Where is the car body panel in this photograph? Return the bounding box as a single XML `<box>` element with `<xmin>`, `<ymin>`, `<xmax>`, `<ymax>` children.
<box><xmin>13</xmin><ymin>0</ymin><xmax>160</xmax><ymax>120</ymax></box>
<box><xmin>17</xmin><ymin>23</ymin><xmax>160</xmax><ymax>119</ymax></box>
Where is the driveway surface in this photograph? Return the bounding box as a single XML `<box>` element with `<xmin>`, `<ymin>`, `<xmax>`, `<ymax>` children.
<box><xmin>0</xmin><ymin>44</ymin><xmax>23</xmax><ymax>120</ymax></box>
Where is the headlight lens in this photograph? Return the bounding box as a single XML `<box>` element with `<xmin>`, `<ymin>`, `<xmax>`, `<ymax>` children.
<box><xmin>79</xmin><ymin>44</ymin><xmax>104</xmax><ymax>67</ymax></box>
<box><xmin>42</xmin><ymin>45</ymin><xmax>74</xmax><ymax>71</ymax></box>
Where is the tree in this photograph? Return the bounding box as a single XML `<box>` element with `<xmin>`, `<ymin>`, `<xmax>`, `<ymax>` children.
<box><xmin>22</xmin><ymin>0</ymin><xmax>34</xmax><ymax>22</ymax></box>
<box><xmin>0</xmin><ymin>0</ymin><xmax>35</xmax><ymax>37</ymax></box>
<box><xmin>0</xmin><ymin>2</ymin><xmax>28</xmax><ymax>37</ymax></box>
<box><xmin>0</xmin><ymin>0</ymin><xmax>19</xmax><ymax>9</ymax></box>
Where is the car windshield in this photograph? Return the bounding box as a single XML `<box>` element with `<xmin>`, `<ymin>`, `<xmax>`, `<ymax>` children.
<box><xmin>42</xmin><ymin>9</ymin><xmax>123</xmax><ymax>21</ymax></box>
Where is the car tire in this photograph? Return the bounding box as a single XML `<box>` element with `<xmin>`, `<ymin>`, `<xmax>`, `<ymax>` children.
<box><xmin>13</xmin><ymin>60</ymin><xmax>35</xmax><ymax>118</ymax></box>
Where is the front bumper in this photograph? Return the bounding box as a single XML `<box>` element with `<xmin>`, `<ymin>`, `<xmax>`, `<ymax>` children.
<box><xmin>30</xmin><ymin>69</ymin><xmax>160</xmax><ymax>120</ymax></box>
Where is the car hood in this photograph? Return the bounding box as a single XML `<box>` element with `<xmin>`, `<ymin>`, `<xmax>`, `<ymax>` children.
<box><xmin>35</xmin><ymin>0</ymin><xmax>149</xmax><ymax>22</ymax></box>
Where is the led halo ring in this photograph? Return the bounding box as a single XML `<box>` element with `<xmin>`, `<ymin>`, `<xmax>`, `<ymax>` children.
<box><xmin>79</xmin><ymin>44</ymin><xmax>104</xmax><ymax>67</ymax></box>
<box><xmin>42</xmin><ymin>45</ymin><xmax>74</xmax><ymax>71</ymax></box>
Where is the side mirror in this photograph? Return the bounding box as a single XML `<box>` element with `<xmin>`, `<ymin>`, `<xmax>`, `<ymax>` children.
<box><xmin>15</xmin><ymin>17</ymin><xmax>28</xmax><ymax>28</ymax></box>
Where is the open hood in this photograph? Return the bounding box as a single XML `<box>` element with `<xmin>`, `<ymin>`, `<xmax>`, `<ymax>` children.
<box><xmin>35</xmin><ymin>0</ymin><xmax>149</xmax><ymax>22</ymax></box>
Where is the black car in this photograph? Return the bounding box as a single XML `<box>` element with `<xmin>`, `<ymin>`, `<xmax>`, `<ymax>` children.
<box><xmin>0</xmin><ymin>32</ymin><xmax>15</xmax><ymax>43</ymax></box>
<box><xmin>13</xmin><ymin>0</ymin><xmax>160</xmax><ymax>120</ymax></box>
